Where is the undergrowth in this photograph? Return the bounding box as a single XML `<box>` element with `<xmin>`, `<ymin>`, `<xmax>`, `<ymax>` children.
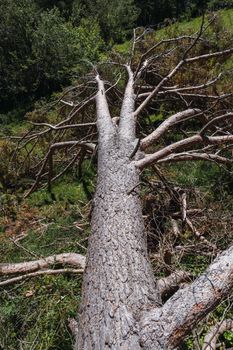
<box><xmin>0</xmin><ymin>174</ymin><xmax>92</xmax><ymax>349</ymax></box>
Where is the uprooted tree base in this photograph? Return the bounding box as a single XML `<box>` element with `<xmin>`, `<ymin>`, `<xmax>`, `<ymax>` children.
<box><xmin>2</xmin><ymin>19</ymin><xmax>233</xmax><ymax>349</ymax></box>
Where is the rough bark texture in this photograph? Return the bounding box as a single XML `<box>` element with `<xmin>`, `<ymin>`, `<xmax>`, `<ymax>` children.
<box><xmin>139</xmin><ymin>245</ymin><xmax>233</xmax><ymax>350</ymax></box>
<box><xmin>76</xmin><ymin>132</ymin><xmax>161</xmax><ymax>349</ymax></box>
<box><xmin>0</xmin><ymin>253</ymin><xmax>86</xmax><ymax>274</ymax></box>
<box><xmin>5</xmin><ymin>32</ymin><xmax>233</xmax><ymax>350</ymax></box>
<box><xmin>73</xmin><ymin>68</ymin><xmax>233</xmax><ymax>349</ymax></box>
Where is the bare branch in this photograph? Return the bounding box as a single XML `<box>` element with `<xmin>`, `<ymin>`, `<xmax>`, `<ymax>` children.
<box><xmin>134</xmin><ymin>60</ymin><xmax>184</xmax><ymax>117</ymax></box>
<box><xmin>181</xmin><ymin>192</ymin><xmax>187</xmax><ymax>222</ymax></box>
<box><xmin>51</xmin><ymin>151</ymin><xmax>82</xmax><ymax>184</ymax></box>
<box><xmin>134</xmin><ymin>35</ymin><xmax>205</xmax><ymax>78</ymax></box>
<box><xmin>140</xmin><ymin>109</ymin><xmax>201</xmax><ymax>150</ymax></box>
<box><xmin>30</xmin><ymin>121</ymin><xmax>96</xmax><ymax>130</ymax></box>
<box><xmin>95</xmin><ymin>74</ymin><xmax>115</xmax><ymax>139</ymax></box>
<box><xmin>185</xmin><ymin>217</ymin><xmax>216</xmax><ymax>249</ymax></box>
<box><xmin>182</xmin><ymin>13</ymin><xmax>205</xmax><ymax>60</ymax></box>
<box><xmin>119</xmin><ymin>65</ymin><xmax>136</xmax><ymax>140</ymax></box>
<box><xmin>0</xmin><ymin>253</ymin><xmax>86</xmax><ymax>275</ymax></box>
<box><xmin>136</xmin><ymin>134</ymin><xmax>233</xmax><ymax>169</ymax></box>
<box><xmin>157</xmin><ymin>270</ymin><xmax>192</xmax><ymax>298</ymax></box>
<box><xmin>200</xmin><ymin>112</ymin><xmax>233</xmax><ymax>136</ymax></box>
<box><xmin>134</xmin><ymin>46</ymin><xmax>233</xmax><ymax>117</ymax></box>
<box><xmin>0</xmin><ymin>268</ymin><xmax>83</xmax><ymax>287</ymax></box>
<box><xmin>185</xmin><ymin>47</ymin><xmax>233</xmax><ymax>63</ymax></box>
<box><xmin>138</xmin><ymin>74</ymin><xmax>223</xmax><ymax>99</ymax></box>
<box><xmin>157</xmin><ymin>152</ymin><xmax>232</xmax><ymax>165</ymax></box>
<box><xmin>140</xmin><ymin>245</ymin><xmax>233</xmax><ymax>349</ymax></box>
<box><xmin>24</xmin><ymin>141</ymin><xmax>95</xmax><ymax>198</ymax></box>
<box><xmin>202</xmin><ymin>319</ymin><xmax>233</xmax><ymax>350</ymax></box>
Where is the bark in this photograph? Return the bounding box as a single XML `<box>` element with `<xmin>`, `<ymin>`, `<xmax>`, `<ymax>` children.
<box><xmin>139</xmin><ymin>245</ymin><xmax>233</xmax><ymax>350</ymax></box>
<box><xmin>75</xmin><ymin>134</ymin><xmax>161</xmax><ymax>349</ymax></box>
<box><xmin>7</xmin><ymin>30</ymin><xmax>233</xmax><ymax>350</ymax></box>
<box><xmin>140</xmin><ymin>109</ymin><xmax>201</xmax><ymax>150</ymax></box>
<box><xmin>0</xmin><ymin>253</ymin><xmax>86</xmax><ymax>275</ymax></box>
<box><xmin>73</xmin><ymin>70</ymin><xmax>233</xmax><ymax>349</ymax></box>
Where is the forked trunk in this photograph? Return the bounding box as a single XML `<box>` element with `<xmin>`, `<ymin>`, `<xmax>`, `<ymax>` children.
<box><xmin>74</xmin><ymin>71</ymin><xmax>233</xmax><ymax>350</ymax></box>
<box><xmin>75</xmin><ymin>135</ymin><xmax>161</xmax><ymax>349</ymax></box>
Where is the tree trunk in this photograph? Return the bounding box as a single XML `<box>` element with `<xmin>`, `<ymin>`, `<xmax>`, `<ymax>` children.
<box><xmin>73</xmin><ymin>71</ymin><xmax>233</xmax><ymax>350</ymax></box>
<box><xmin>75</xmin><ymin>134</ymin><xmax>161</xmax><ymax>349</ymax></box>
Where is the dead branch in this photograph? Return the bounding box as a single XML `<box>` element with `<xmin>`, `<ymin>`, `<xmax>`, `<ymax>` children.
<box><xmin>140</xmin><ymin>109</ymin><xmax>201</xmax><ymax>150</ymax></box>
<box><xmin>181</xmin><ymin>192</ymin><xmax>187</xmax><ymax>223</ymax></box>
<box><xmin>172</xmin><ymin>209</ymin><xmax>204</xmax><ymax>218</ymax></box>
<box><xmin>0</xmin><ymin>268</ymin><xmax>84</xmax><ymax>287</ymax></box>
<box><xmin>134</xmin><ymin>47</ymin><xmax>233</xmax><ymax>117</ymax></box>
<box><xmin>30</xmin><ymin>121</ymin><xmax>96</xmax><ymax>130</ymax></box>
<box><xmin>185</xmin><ymin>217</ymin><xmax>217</xmax><ymax>249</ymax></box>
<box><xmin>202</xmin><ymin>319</ymin><xmax>233</xmax><ymax>350</ymax></box>
<box><xmin>157</xmin><ymin>270</ymin><xmax>192</xmax><ymax>298</ymax></box>
<box><xmin>157</xmin><ymin>152</ymin><xmax>232</xmax><ymax>165</ymax></box>
<box><xmin>140</xmin><ymin>245</ymin><xmax>233</xmax><ymax>349</ymax></box>
<box><xmin>200</xmin><ymin>112</ymin><xmax>233</xmax><ymax>136</ymax></box>
<box><xmin>136</xmin><ymin>134</ymin><xmax>233</xmax><ymax>169</ymax></box>
<box><xmin>134</xmin><ymin>34</ymin><xmax>206</xmax><ymax>78</ymax></box>
<box><xmin>0</xmin><ymin>253</ymin><xmax>86</xmax><ymax>275</ymax></box>
<box><xmin>24</xmin><ymin>141</ymin><xmax>95</xmax><ymax>197</ymax></box>
<box><xmin>137</xmin><ymin>73</ymin><xmax>223</xmax><ymax>99</ymax></box>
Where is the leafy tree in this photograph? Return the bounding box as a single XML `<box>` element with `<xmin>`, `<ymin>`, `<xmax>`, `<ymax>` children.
<box><xmin>0</xmin><ymin>0</ymin><xmax>103</xmax><ymax>111</ymax></box>
<box><xmin>0</xmin><ymin>0</ymin><xmax>38</xmax><ymax>108</ymax></box>
<box><xmin>72</xmin><ymin>0</ymin><xmax>139</xmax><ymax>42</ymax></box>
<box><xmin>207</xmin><ymin>0</ymin><xmax>233</xmax><ymax>9</ymax></box>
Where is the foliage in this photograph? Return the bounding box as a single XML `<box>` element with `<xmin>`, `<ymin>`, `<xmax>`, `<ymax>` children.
<box><xmin>0</xmin><ymin>0</ymin><xmax>103</xmax><ymax>111</ymax></box>
<box><xmin>72</xmin><ymin>0</ymin><xmax>139</xmax><ymax>42</ymax></box>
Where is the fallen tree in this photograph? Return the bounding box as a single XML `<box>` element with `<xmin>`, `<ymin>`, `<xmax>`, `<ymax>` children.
<box><xmin>4</xmin><ymin>18</ymin><xmax>233</xmax><ymax>349</ymax></box>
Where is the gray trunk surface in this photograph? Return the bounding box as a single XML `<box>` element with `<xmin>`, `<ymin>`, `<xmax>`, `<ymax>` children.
<box><xmin>75</xmin><ymin>134</ymin><xmax>161</xmax><ymax>349</ymax></box>
<box><xmin>73</xmin><ymin>72</ymin><xmax>233</xmax><ymax>350</ymax></box>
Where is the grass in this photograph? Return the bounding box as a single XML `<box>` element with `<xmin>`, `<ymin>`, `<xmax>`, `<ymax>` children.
<box><xmin>0</xmin><ymin>174</ymin><xmax>91</xmax><ymax>349</ymax></box>
<box><xmin>115</xmin><ymin>8</ymin><xmax>233</xmax><ymax>54</ymax></box>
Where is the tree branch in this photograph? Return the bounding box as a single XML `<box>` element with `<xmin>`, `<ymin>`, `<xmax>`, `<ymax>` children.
<box><xmin>134</xmin><ymin>47</ymin><xmax>233</xmax><ymax>117</ymax></box>
<box><xmin>135</xmin><ymin>134</ymin><xmax>233</xmax><ymax>169</ymax></box>
<box><xmin>157</xmin><ymin>152</ymin><xmax>232</xmax><ymax>165</ymax></box>
<box><xmin>0</xmin><ymin>253</ymin><xmax>86</xmax><ymax>275</ymax></box>
<box><xmin>134</xmin><ymin>60</ymin><xmax>184</xmax><ymax>117</ymax></box>
<box><xmin>95</xmin><ymin>74</ymin><xmax>115</xmax><ymax>139</ymax></box>
<box><xmin>119</xmin><ymin>65</ymin><xmax>136</xmax><ymax>140</ymax></box>
<box><xmin>0</xmin><ymin>268</ymin><xmax>84</xmax><ymax>287</ymax></box>
<box><xmin>140</xmin><ymin>109</ymin><xmax>201</xmax><ymax>150</ymax></box>
<box><xmin>202</xmin><ymin>319</ymin><xmax>233</xmax><ymax>350</ymax></box>
<box><xmin>140</xmin><ymin>245</ymin><xmax>233</xmax><ymax>350</ymax></box>
<box><xmin>24</xmin><ymin>141</ymin><xmax>95</xmax><ymax>198</ymax></box>
<box><xmin>157</xmin><ymin>270</ymin><xmax>192</xmax><ymax>299</ymax></box>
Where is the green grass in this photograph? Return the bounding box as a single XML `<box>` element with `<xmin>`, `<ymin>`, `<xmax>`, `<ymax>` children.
<box><xmin>0</xmin><ymin>174</ymin><xmax>91</xmax><ymax>349</ymax></box>
<box><xmin>153</xmin><ymin>8</ymin><xmax>233</xmax><ymax>38</ymax></box>
<box><xmin>0</xmin><ymin>275</ymin><xmax>82</xmax><ymax>350</ymax></box>
<box><xmin>115</xmin><ymin>8</ymin><xmax>233</xmax><ymax>54</ymax></box>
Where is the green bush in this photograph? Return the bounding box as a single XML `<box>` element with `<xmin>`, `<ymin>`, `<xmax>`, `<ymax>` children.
<box><xmin>0</xmin><ymin>1</ymin><xmax>104</xmax><ymax>111</ymax></box>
